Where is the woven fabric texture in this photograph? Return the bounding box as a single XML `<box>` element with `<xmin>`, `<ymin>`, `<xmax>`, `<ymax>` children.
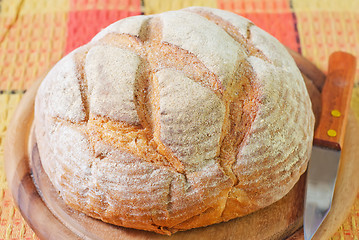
<box><xmin>0</xmin><ymin>0</ymin><xmax>358</xmax><ymax>239</ymax></box>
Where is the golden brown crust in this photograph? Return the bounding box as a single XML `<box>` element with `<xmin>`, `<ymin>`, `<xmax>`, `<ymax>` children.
<box><xmin>34</xmin><ymin>7</ymin><xmax>314</xmax><ymax>235</ymax></box>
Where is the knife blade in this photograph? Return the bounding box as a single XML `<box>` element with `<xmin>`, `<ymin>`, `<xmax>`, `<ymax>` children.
<box><xmin>304</xmin><ymin>51</ymin><xmax>356</xmax><ymax>240</ymax></box>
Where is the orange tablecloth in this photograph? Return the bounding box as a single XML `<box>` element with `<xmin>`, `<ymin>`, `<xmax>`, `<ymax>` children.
<box><xmin>1</xmin><ymin>0</ymin><xmax>358</xmax><ymax>239</ymax></box>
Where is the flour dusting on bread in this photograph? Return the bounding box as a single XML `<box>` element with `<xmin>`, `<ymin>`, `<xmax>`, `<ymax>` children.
<box><xmin>34</xmin><ymin>7</ymin><xmax>314</xmax><ymax>235</ymax></box>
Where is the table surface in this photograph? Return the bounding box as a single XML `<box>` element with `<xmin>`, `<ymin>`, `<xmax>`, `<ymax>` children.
<box><xmin>0</xmin><ymin>0</ymin><xmax>359</xmax><ymax>239</ymax></box>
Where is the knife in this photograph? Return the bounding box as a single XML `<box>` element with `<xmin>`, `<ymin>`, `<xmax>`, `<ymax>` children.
<box><xmin>304</xmin><ymin>51</ymin><xmax>356</xmax><ymax>240</ymax></box>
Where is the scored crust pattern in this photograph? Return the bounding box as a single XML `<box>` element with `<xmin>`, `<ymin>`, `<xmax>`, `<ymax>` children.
<box><xmin>34</xmin><ymin>7</ymin><xmax>315</xmax><ymax>235</ymax></box>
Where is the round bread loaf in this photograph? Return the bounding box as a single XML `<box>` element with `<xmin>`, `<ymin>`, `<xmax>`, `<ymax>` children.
<box><xmin>34</xmin><ymin>7</ymin><xmax>315</xmax><ymax>235</ymax></box>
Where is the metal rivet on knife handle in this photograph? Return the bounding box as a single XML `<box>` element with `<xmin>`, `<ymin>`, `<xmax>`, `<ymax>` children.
<box><xmin>327</xmin><ymin>129</ymin><xmax>337</xmax><ymax>137</ymax></box>
<box><xmin>331</xmin><ymin>110</ymin><xmax>341</xmax><ymax>117</ymax></box>
<box><xmin>313</xmin><ymin>52</ymin><xmax>356</xmax><ymax>151</ymax></box>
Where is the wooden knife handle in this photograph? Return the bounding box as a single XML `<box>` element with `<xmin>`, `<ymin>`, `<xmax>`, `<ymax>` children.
<box><xmin>313</xmin><ymin>52</ymin><xmax>356</xmax><ymax>150</ymax></box>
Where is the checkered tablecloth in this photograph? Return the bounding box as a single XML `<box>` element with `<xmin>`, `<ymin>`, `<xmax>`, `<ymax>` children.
<box><xmin>1</xmin><ymin>0</ymin><xmax>358</xmax><ymax>239</ymax></box>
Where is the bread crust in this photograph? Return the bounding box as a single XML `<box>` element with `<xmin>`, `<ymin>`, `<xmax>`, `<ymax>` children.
<box><xmin>34</xmin><ymin>7</ymin><xmax>314</xmax><ymax>235</ymax></box>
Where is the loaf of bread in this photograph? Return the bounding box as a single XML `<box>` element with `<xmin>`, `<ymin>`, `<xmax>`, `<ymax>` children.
<box><xmin>34</xmin><ymin>7</ymin><xmax>314</xmax><ymax>235</ymax></box>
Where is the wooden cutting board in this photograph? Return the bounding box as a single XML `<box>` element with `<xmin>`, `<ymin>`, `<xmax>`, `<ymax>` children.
<box><xmin>4</xmin><ymin>51</ymin><xmax>359</xmax><ymax>240</ymax></box>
